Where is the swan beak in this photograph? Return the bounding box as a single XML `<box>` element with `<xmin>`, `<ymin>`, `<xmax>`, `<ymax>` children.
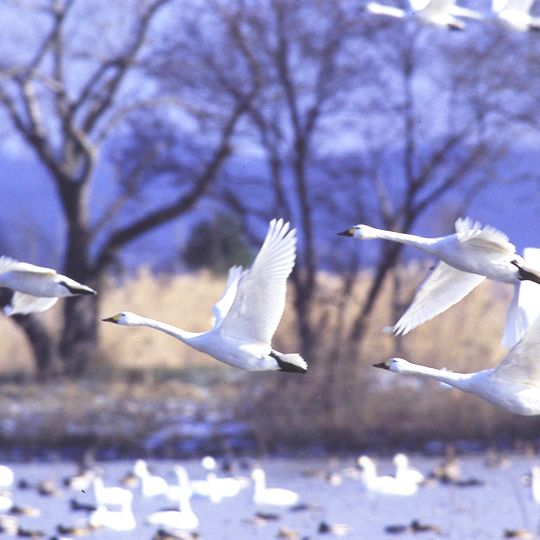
<box><xmin>337</xmin><ymin>228</ymin><xmax>354</xmax><ymax>237</ymax></box>
<box><xmin>102</xmin><ymin>315</ymin><xmax>119</xmax><ymax>323</ymax></box>
<box><xmin>373</xmin><ymin>361</ymin><xmax>390</xmax><ymax>370</ymax></box>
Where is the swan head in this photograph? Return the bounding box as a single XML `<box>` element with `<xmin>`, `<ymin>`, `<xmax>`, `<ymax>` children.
<box><xmin>201</xmin><ymin>456</ymin><xmax>217</xmax><ymax>470</ymax></box>
<box><xmin>102</xmin><ymin>311</ymin><xmax>140</xmax><ymax>325</ymax></box>
<box><xmin>133</xmin><ymin>459</ymin><xmax>148</xmax><ymax>477</ymax></box>
<box><xmin>251</xmin><ymin>468</ymin><xmax>265</xmax><ymax>481</ymax></box>
<box><xmin>393</xmin><ymin>453</ymin><xmax>409</xmax><ymax>467</ymax></box>
<box><xmin>373</xmin><ymin>357</ymin><xmax>409</xmax><ymax>373</ymax></box>
<box><xmin>336</xmin><ymin>226</ymin><xmax>356</xmax><ymax>238</ymax></box>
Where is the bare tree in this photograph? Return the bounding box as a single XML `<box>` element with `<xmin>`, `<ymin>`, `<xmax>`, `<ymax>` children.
<box><xmin>0</xmin><ymin>0</ymin><xmax>250</xmax><ymax>376</ymax></box>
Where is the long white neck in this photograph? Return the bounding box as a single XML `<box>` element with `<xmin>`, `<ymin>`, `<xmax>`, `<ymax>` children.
<box><xmin>394</xmin><ymin>361</ymin><xmax>476</xmax><ymax>392</ymax></box>
<box><xmin>360</xmin><ymin>226</ymin><xmax>439</xmax><ymax>251</ymax></box>
<box><xmin>128</xmin><ymin>315</ymin><xmax>201</xmax><ymax>343</ymax></box>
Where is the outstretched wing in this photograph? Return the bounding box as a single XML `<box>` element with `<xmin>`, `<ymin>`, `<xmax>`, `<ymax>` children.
<box><xmin>219</xmin><ymin>219</ymin><xmax>296</xmax><ymax>344</ymax></box>
<box><xmin>5</xmin><ymin>292</ymin><xmax>58</xmax><ymax>316</ymax></box>
<box><xmin>494</xmin><ymin>315</ymin><xmax>540</xmax><ymax>385</ymax></box>
<box><xmin>493</xmin><ymin>0</ymin><xmax>533</xmax><ymax>13</ymax></box>
<box><xmin>211</xmin><ymin>265</ymin><xmax>245</xmax><ymax>328</ymax></box>
<box><xmin>0</xmin><ymin>256</ymin><xmax>56</xmax><ymax>277</ymax></box>
<box><xmin>393</xmin><ymin>262</ymin><xmax>485</xmax><ymax>335</ymax></box>
<box><xmin>454</xmin><ymin>217</ymin><xmax>516</xmax><ymax>255</ymax></box>
<box><xmin>420</xmin><ymin>0</ymin><xmax>454</xmax><ymax>14</ymax></box>
<box><xmin>366</xmin><ymin>2</ymin><xmax>406</xmax><ymax>17</ymax></box>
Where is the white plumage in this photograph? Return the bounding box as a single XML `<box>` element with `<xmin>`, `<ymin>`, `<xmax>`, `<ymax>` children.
<box><xmin>357</xmin><ymin>456</ymin><xmax>418</xmax><ymax>496</ymax></box>
<box><xmin>104</xmin><ymin>219</ymin><xmax>307</xmax><ymax>373</ymax></box>
<box><xmin>374</xmin><ymin>313</ymin><xmax>540</xmax><ymax>415</ymax></box>
<box><xmin>492</xmin><ymin>0</ymin><xmax>540</xmax><ymax>31</ymax></box>
<box><xmin>251</xmin><ymin>468</ymin><xmax>300</xmax><ymax>507</ymax></box>
<box><xmin>339</xmin><ymin>218</ymin><xmax>540</xmax><ymax>348</ymax></box>
<box><xmin>0</xmin><ymin>256</ymin><xmax>96</xmax><ymax>315</ymax></box>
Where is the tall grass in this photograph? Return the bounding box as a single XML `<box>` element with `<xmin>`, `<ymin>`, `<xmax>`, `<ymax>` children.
<box><xmin>1</xmin><ymin>266</ymin><xmax>539</xmax><ymax>448</ymax></box>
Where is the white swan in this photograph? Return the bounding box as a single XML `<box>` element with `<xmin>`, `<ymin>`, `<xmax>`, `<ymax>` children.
<box><xmin>491</xmin><ymin>0</ymin><xmax>540</xmax><ymax>31</ymax></box>
<box><xmin>133</xmin><ymin>459</ymin><xmax>169</xmax><ymax>497</ymax></box>
<box><xmin>89</xmin><ymin>501</ymin><xmax>136</xmax><ymax>531</ymax></box>
<box><xmin>92</xmin><ymin>477</ymin><xmax>133</xmax><ymax>507</ymax></box>
<box><xmin>339</xmin><ymin>218</ymin><xmax>540</xmax><ymax>348</ymax></box>
<box><xmin>166</xmin><ymin>466</ymin><xmax>193</xmax><ymax>502</ymax></box>
<box><xmin>357</xmin><ymin>456</ymin><xmax>418</xmax><ymax>496</ymax></box>
<box><xmin>393</xmin><ymin>453</ymin><xmax>425</xmax><ymax>485</ymax></box>
<box><xmin>103</xmin><ymin>219</ymin><xmax>307</xmax><ymax>373</ymax></box>
<box><xmin>146</xmin><ymin>489</ymin><xmax>199</xmax><ymax>531</ymax></box>
<box><xmin>374</xmin><ymin>313</ymin><xmax>540</xmax><ymax>415</ymax></box>
<box><xmin>0</xmin><ymin>466</ymin><xmax>14</xmax><ymax>489</ymax></box>
<box><xmin>190</xmin><ymin>456</ymin><xmax>246</xmax><ymax>502</ymax></box>
<box><xmin>0</xmin><ymin>256</ymin><xmax>96</xmax><ymax>316</ymax></box>
<box><xmin>251</xmin><ymin>468</ymin><xmax>300</xmax><ymax>507</ymax></box>
<box><xmin>365</xmin><ymin>0</ymin><xmax>481</xmax><ymax>30</ymax></box>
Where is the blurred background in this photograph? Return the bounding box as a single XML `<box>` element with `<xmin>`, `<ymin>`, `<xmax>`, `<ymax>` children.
<box><xmin>1</xmin><ymin>0</ymin><xmax>540</xmax><ymax>537</ymax></box>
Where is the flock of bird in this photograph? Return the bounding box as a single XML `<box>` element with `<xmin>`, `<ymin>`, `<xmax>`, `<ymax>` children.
<box><xmin>3</xmin><ymin>217</ymin><xmax>540</xmax><ymax>418</ymax></box>
<box><xmin>364</xmin><ymin>0</ymin><xmax>540</xmax><ymax>32</ymax></box>
<box><xmin>0</xmin><ymin>451</ymin><xmax>533</xmax><ymax>538</ymax></box>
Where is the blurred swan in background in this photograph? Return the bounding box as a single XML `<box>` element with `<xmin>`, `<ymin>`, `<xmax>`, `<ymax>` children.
<box><xmin>251</xmin><ymin>468</ymin><xmax>300</xmax><ymax>507</ymax></box>
<box><xmin>146</xmin><ymin>488</ymin><xmax>198</xmax><ymax>531</ymax></box>
<box><xmin>374</xmin><ymin>313</ymin><xmax>540</xmax><ymax>415</ymax></box>
<box><xmin>103</xmin><ymin>219</ymin><xmax>307</xmax><ymax>373</ymax></box>
<box><xmin>339</xmin><ymin>218</ymin><xmax>540</xmax><ymax>348</ymax></box>
<box><xmin>365</xmin><ymin>0</ymin><xmax>481</xmax><ymax>30</ymax></box>
<box><xmin>0</xmin><ymin>466</ymin><xmax>14</xmax><ymax>489</ymax></box>
<box><xmin>357</xmin><ymin>456</ymin><xmax>418</xmax><ymax>496</ymax></box>
<box><xmin>133</xmin><ymin>460</ymin><xmax>168</xmax><ymax>497</ymax></box>
<box><xmin>92</xmin><ymin>477</ymin><xmax>133</xmax><ymax>507</ymax></box>
<box><xmin>0</xmin><ymin>256</ymin><xmax>96</xmax><ymax>316</ymax></box>
<box><xmin>89</xmin><ymin>501</ymin><xmax>136</xmax><ymax>531</ymax></box>
<box><xmin>492</xmin><ymin>0</ymin><xmax>540</xmax><ymax>30</ymax></box>
<box><xmin>393</xmin><ymin>453</ymin><xmax>425</xmax><ymax>485</ymax></box>
<box><xmin>190</xmin><ymin>456</ymin><xmax>246</xmax><ymax>502</ymax></box>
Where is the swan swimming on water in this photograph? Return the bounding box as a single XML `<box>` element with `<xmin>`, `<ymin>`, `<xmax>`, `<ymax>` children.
<box><xmin>0</xmin><ymin>256</ymin><xmax>96</xmax><ymax>315</ymax></box>
<box><xmin>251</xmin><ymin>468</ymin><xmax>300</xmax><ymax>507</ymax></box>
<box><xmin>374</xmin><ymin>312</ymin><xmax>540</xmax><ymax>415</ymax></box>
<box><xmin>357</xmin><ymin>456</ymin><xmax>418</xmax><ymax>496</ymax></box>
<box><xmin>393</xmin><ymin>453</ymin><xmax>425</xmax><ymax>485</ymax></box>
<box><xmin>338</xmin><ymin>218</ymin><xmax>540</xmax><ymax>348</ymax></box>
<box><xmin>103</xmin><ymin>219</ymin><xmax>307</xmax><ymax>373</ymax></box>
<box><xmin>365</xmin><ymin>0</ymin><xmax>481</xmax><ymax>30</ymax></box>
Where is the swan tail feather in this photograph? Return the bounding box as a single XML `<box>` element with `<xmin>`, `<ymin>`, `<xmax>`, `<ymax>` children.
<box><xmin>271</xmin><ymin>352</ymin><xmax>307</xmax><ymax>373</ymax></box>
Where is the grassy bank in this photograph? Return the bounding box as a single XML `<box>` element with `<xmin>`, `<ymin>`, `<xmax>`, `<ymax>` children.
<box><xmin>1</xmin><ymin>267</ymin><xmax>540</xmax><ymax>453</ymax></box>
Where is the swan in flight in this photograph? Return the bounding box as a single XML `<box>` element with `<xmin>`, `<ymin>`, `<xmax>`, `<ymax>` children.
<box><xmin>365</xmin><ymin>0</ymin><xmax>481</xmax><ymax>30</ymax></box>
<box><xmin>338</xmin><ymin>218</ymin><xmax>540</xmax><ymax>348</ymax></box>
<box><xmin>491</xmin><ymin>0</ymin><xmax>540</xmax><ymax>31</ymax></box>
<box><xmin>0</xmin><ymin>256</ymin><xmax>96</xmax><ymax>316</ymax></box>
<box><xmin>103</xmin><ymin>219</ymin><xmax>307</xmax><ymax>373</ymax></box>
<box><xmin>251</xmin><ymin>468</ymin><xmax>300</xmax><ymax>506</ymax></box>
<box><xmin>357</xmin><ymin>456</ymin><xmax>418</xmax><ymax>496</ymax></box>
<box><xmin>374</xmin><ymin>313</ymin><xmax>540</xmax><ymax>415</ymax></box>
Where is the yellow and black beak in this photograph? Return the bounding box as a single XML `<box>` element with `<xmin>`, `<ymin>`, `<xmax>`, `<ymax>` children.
<box><xmin>102</xmin><ymin>315</ymin><xmax>120</xmax><ymax>323</ymax></box>
<box><xmin>373</xmin><ymin>361</ymin><xmax>391</xmax><ymax>370</ymax></box>
<box><xmin>337</xmin><ymin>228</ymin><xmax>354</xmax><ymax>237</ymax></box>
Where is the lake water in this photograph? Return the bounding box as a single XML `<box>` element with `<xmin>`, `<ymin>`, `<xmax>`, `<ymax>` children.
<box><xmin>3</xmin><ymin>453</ymin><xmax>540</xmax><ymax>539</ymax></box>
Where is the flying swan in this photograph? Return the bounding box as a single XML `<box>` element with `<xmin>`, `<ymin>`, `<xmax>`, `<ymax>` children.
<box><xmin>491</xmin><ymin>0</ymin><xmax>540</xmax><ymax>31</ymax></box>
<box><xmin>0</xmin><ymin>256</ymin><xmax>96</xmax><ymax>316</ymax></box>
<box><xmin>338</xmin><ymin>218</ymin><xmax>540</xmax><ymax>348</ymax></box>
<box><xmin>103</xmin><ymin>219</ymin><xmax>307</xmax><ymax>373</ymax></box>
<box><xmin>374</xmin><ymin>313</ymin><xmax>540</xmax><ymax>415</ymax></box>
<box><xmin>365</xmin><ymin>0</ymin><xmax>481</xmax><ymax>30</ymax></box>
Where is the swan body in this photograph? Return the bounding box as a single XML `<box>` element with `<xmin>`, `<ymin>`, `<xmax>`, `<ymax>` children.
<box><xmin>89</xmin><ymin>502</ymin><xmax>136</xmax><ymax>531</ymax></box>
<box><xmin>0</xmin><ymin>466</ymin><xmax>14</xmax><ymax>489</ymax></box>
<box><xmin>339</xmin><ymin>218</ymin><xmax>540</xmax><ymax>347</ymax></box>
<box><xmin>190</xmin><ymin>457</ymin><xmax>245</xmax><ymax>502</ymax></box>
<box><xmin>146</xmin><ymin>491</ymin><xmax>199</xmax><ymax>531</ymax></box>
<box><xmin>393</xmin><ymin>453</ymin><xmax>425</xmax><ymax>485</ymax></box>
<box><xmin>92</xmin><ymin>477</ymin><xmax>133</xmax><ymax>507</ymax></box>
<box><xmin>166</xmin><ymin>466</ymin><xmax>193</xmax><ymax>502</ymax></box>
<box><xmin>251</xmin><ymin>468</ymin><xmax>300</xmax><ymax>507</ymax></box>
<box><xmin>133</xmin><ymin>460</ymin><xmax>169</xmax><ymax>497</ymax></box>
<box><xmin>365</xmin><ymin>0</ymin><xmax>480</xmax><ymax>29</ymax></box>
<box><xmin>357</xmin><ymin>456</ymin><xmax>418</xmax><ymax>496</ymax></box>
<box><xmin>374</xmin><ymin>314</ymin><xmax>540</xmax><ymax>415</ymax></box>
<box><xmin>0</xmin><ymin>256</ymin><xmax>96</xmax><ymax>315</ymax></box>
<box><xmin>104</xmin><ymin>219</ymin><xmax>307</xmax><ymax>373</ymax></box>
<box><xmin>492</xmin><ymin>0</ymin><xmax>540</xmax><ymax>31</ymax></box>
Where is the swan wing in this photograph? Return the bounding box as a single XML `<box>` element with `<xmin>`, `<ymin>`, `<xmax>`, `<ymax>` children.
<box><xmin>494</xmin><ymin>0</ymin><xmax>533</xmax><ymax>12</ymax></box>
<box><xmin>393</xmin><ymin>262</ymin><xmax>485</xmax><ymax>335</ymax></box>
<box><xmin>454</xmin><ymin>218</ymin><xmax>515</xmax><ymax>255</ymax></box>
<box><xmin>219</xmin><ymin>219</ymin><xmax>296</xmax><ymax>344</ymax></box>
<box><xmin>420</xmin><ymin>0</ymin><xmax>454</xmax><ymax>14</ymax></box>
<box><xmin>211</xmin><ymin>265</ymin><xmax>245</xmax><ymax>328</ymax></box>
<box><xmin>0</xmin><ymin>256</ymin><xmax>56</xmax><ymax>277</ymax></box>
<box><xmin>5</xmin><ymin>292</ymin><xmax>58</xmax><ymax>315</ymax></box>
<box><xmin>366</xmin><ymin>2</ymin><xmax>406</xmax><ymax>17</ymax></box>
<box><xmin>494</xmin><ymin>315</ymin><xmax>540</xmax><ymax>384</ymax></box>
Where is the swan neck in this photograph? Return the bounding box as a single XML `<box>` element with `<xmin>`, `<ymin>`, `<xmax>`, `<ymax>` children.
<box><xmin>133</xmin><ymin>316</ymin><xmax>200</xmax><ymax>342</ymax></box>
<box><xmin>369</xmin><ymin>228</ymin><xmax>435</xmax><ymax>250</ymax></box>
<box><xmin>398</xmin><ymin>363</ymin><xmax>473</xmax><ymax>390</ymax></box>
